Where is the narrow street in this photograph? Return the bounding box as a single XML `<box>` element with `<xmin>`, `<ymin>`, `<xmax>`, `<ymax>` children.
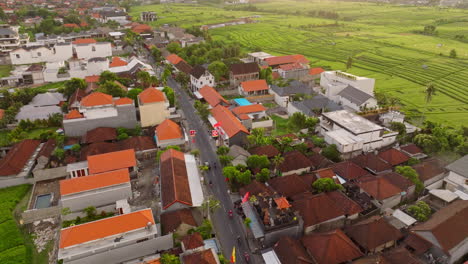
<box><xmin>167</xmin><ymin>78</ymin><xmax>261</xmax><ymax>264</ymax></box>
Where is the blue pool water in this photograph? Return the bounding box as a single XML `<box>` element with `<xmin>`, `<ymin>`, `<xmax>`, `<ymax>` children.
<box><xmin>35</xmin><ymin>194</ymin><xmax>52</xmax><ymax>209</ymax></box>
<box><xmin>233</xmin><ymin>98</ymin><xmax>252</xmax><ymax>106</ymax></box>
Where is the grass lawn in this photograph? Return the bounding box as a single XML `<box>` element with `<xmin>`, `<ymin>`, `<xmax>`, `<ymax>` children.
<box><xmin>0</xmin><ymin>65</ymin><xmax>12</xmax><ymax>78</ymax></box>
<box><xmin>0</xmin><ymin>127</ymin><xmax>59</xmax><ymax>147</ymax></box>
<box><xmin>131</xmin><ymin>2</ymin><xmax>468</xmax><ymax>126</ymax></box>
<box><xmin>270</xmin><ymin>114</ymin><xmax>291</xmax><ymax>136</ymax></box>
<box><xmin>262</xmin><ymin>102</ymin><xmax>279</xmax><ymax>109</ymax></box>
<box><xmin>0</xmin><ymin>185</ymin><xmax>32</xmax><ymax>264</ymax></box>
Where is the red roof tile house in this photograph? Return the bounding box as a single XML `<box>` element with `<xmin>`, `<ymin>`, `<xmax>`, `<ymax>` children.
<box><xmin>357</xmin><ymin>175</ymin><xmax>406</xmax><ymax>210</ymax></box>
<box><xmin>160</xmin><ymin>208</ymin><xmax>198</xmax><ymax>236</ymax></box>
<box><xmin>155</xmin><ymin>119</ymin><xmax>186</xmax><ymax>148</ymax></box>
<box><xmin>209</xmin><ymin>105</ymin><xmax>249</xmax><ymax>146</ymax></box>
<box><xmin>232</xmin><ymin>104</ymin><xmax>273</xmax><ymax>130</ymax></box>
<box><xmin>229</xmin><ymin>62</ymin><xmax>259</xmax><ymax>87</ymax></box>
<box><xmin>60</xmin><ymin>169</ymin><xmax>132</xmax><ymax>214</ymax></box>
<box><xmin>181</xmin><ymin>232</ymin><xmax>205</xmax><ymax>253</ymax></box>
<box><xmin>301</xmin><ymin>229</ymin><xmax>363</xmax><ymax>264</ymax></box>
<box><xmin>263</xmin><ymin>54</ymin><xmax>310</xmax><ymax>69</ymax></box>
<box><xmin>138</xmin><ymin>88</ymin><xmax>170</xmax><ymax>127</ymax></box>
<box><xmin>0</xmin><ymin>139</ymin><xmax>41</xmax><ymax>177</ymax></box>
<box><xmin>182</xmin><ymin>248</ymin><xmax>220</xmax><ymax>264</ymax></box>
<box><xmin>411</xmin><ymin>200</ymin><xmax>468</xmax><ymax>264</ymax></box>
<box><xmin>273</xmin><ymin>236</ymin><xmax>315</xmax><ymax>264</ymax></box>
<box><xmin>345</xmin><ymin>217</ymin><xmax>403</xmax><ymax>254</ymax></box>
<box><xmin>238</xmin><ymin>79</ymin><xmax>269</xmax><ymax>96</ymax></box>
<box><xmin>58</xmin><ymin>209</ymin><xmax>173</xmax><ymax>264</ymax></box>
<box><xmin>331</xmin><ymin>161</ymin><xmax>370</xmax><ymax>182</ymax></box>
<box><xmin>82</xmin><ymin>127</ymin><xmax>117</xmax><ymax>144</ymax></box>
<box><xmin>351</xmin><ymin>153</ymin><xmax>392</xmax><ymax>175</ymax></box>
<box><xmin>278</xmin><ymin>151</ymin><xmax>313</xmax><ymax>176</ymax></box>
<box><xmin>293</xmin><ymin>191</ymin><xmax>362</xmax><ymax>234</ymax></box>
<box><xmin>160</xmin><ymin>149</ymin><xmax>203</xmax><ymax>212</ymax></box>
<box><xmin>277</xmin><ymin>62</ymin><xmax>309</xmax><ymax>80</ymax></box>
<box><xmin>63</xmin><ymin>92</ymin><xmax>137</xmax><ymax>137</ymax></box>
<box><xmin>198</xmin><ymin>85</ymin><xmax>229</xmax><ymax>108</ymax></box>
<box><xmin>412</xmin><ymin>158</ymin><xmax>446</xmax><ymax>187</ymax></box>
<box><xmin>378</xmin><ymin>148</ymin><xmax>410</xmax><ymax>167</ymax></box>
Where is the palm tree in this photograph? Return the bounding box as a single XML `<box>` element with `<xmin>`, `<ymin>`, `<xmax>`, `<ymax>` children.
<box><xmin>272</xmin><ymin>154</ymin><xmax>284</xmax><ymax>175</ymax></box>
<box><xmin>425</xmin><ymin>83</ymin><xmax>436</xmax><ymax>103</ymax></box>
<box><xmin>201</xmin><ymin>196</ymin><xmax>220</xmax><ymax>219</ymax></box>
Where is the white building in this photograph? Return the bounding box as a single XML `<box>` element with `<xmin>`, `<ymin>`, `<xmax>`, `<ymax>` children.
<box><xmin>58</xmin><ymin>209</ymin><xmax>173</xmax><ymax>264</ymax></box>
<box><xmin>319</xmin><ymin>110</ymin><xmax>397</xmax><ymax>158</ymax></box>
<box><xmin>73</xmin><ymin>41</ymin><xmax>112</xmax><ymax>60</ymax></box>
<box><xmin>246</xmin><ymin>52</ymin><xmax>273</xmax><ymax>64</ymax></box>
<box><xmin>0</xmin><ymin>25</ymin><xmax>29</xmax><ymax>56</ymax></box>
<box><xmin>59</xmin><ymin>169</ymin><xmax>132</xmax><ymax>214</ymax></box>
<box><xmin>190</xmin><ymin>65</ymin><xmax>215</xmax><ymax>93</ymax></box>
<box><xmin>444</xmin><ymin>155</ymin><xmax>468</xmax><ymax>195</ymax></box>
<box><xmin>43</xmin><ymin>57</ymin><xmax>109</xmax><ymax>83</ymax></box>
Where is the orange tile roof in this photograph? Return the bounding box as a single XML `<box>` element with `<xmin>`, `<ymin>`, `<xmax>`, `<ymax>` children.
<box><xmin>64</xmin><ymin>23</ymin><xmax>79</xmax><ymax>28</ymax></box>
<box><xmin>85</xmin><ymin>75</ymin><xmax>100</xmax><ymax>83</ymax></box>
<box><xmin>357</xmin><ymin>176</ymin><xmax>402</xmax><ymax>200</ymax></box>
<box><xmin>156</xmin><ymin>119</ymin><xmax>183</xmax><ymax>141</ymax></box>
<box><xmin>278</xmin><ymin>62</ymin><xmax>305</xmax><ymax>71</ymax></box>
<box><xmin>80</xmin><ymin>92</ymin><xmax>113</xmax><ymax>107</ymax></box>
<box><xmin>141</xmin><ymin>259</ymin><xmax>161</xmax><ymax>264</ymax></box>
<box><xmin>166</xmin><ymin>54</ymin><xmax>184</xmax><ymax>65</ymax></box>
<box><xmin>109</xmin><ymin>57</ymin><xmax>128</xmax><ymax>68</ymax></box>
<box><xmin>199</xmin><ymin>85</ymin><xmax>229</xmax><ymax>108</ymax></box>
<box><xmin>80</xmin><ymin>21</ymin><xmax>89</xmax><ymax>27</ymax></box>
<box><xmin>315</xmin><ymin>168</ymin><xmax>340</xmax><ymax>184</ymax></box>
<box><xmin>60</xmin><ymin>169</ymin><xmax>130</xmax><ymax>196</ymax></box>
<box><xmin>309</xmin><ymin>67</ymin><xmax>325</xmax><ymax>75</ymax></box>
<box><xmin>72</xmin><ymin>38</ymin><xmax>97</xmax><ymax>44</ymax></box>
<box><xmin>232</xmin><ymin>104</ymin><xmax>266</xmax><ymax>115</ymax></box>
<box><xmin>59</xmin><ymin>209</ymin><xmax>155</xmax><ymax>248</ymax></box>
<box><xmin>132</xmin><ymin>24</ymin><xmax>152</xmax><ymax>34</ymax></box>
<box><xmin>0</xmin><ymin>109</ymin><xmax>4</xmax><ymax>120</ymax></box>
<box><xmin>138</xmin><ymin>88</ymin><xmax>166</xmax><ymax>104</ymax></box>
<box><xmin>114</xmin><ymin>97</ymin><xmax>133</xmax><ymax>105</ymax></box>
<box><xmin>265</xmin><ymin>54</ymin><xmax>309</xmax><ymax>66</ymax></box>
<box><xmin>274</xmin><ymin>197</ymin><xmax>291</xmax><ymax>209</ymax></box>
<box><xmin>64</xmin><ymin>109</ymin><xmax>84</xmax><ymax>120</ymax></box>
<box><xmin>160</xmin><ymin>149</ymin><xmax>192</xmax><ymax>209</ymax></box>
<box><xmin>88</xmin><ymin>149</ymin><xmax>136</xmax><ymax>174</ymax></box>
<box><xmin>210</xmin><ymin>105</ymin><xmax>249</xmax><ymax>138</ymax></box>
<box><xmin>240</xmin><ymin>79</ymin><xmax>269</xmax><ymax>92</ymax></box>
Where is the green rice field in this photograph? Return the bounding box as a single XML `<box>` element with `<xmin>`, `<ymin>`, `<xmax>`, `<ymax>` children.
<box><xmin>130</xmin><ymin>1</ymin><xmax>468</xmax><ymax>126</ymax></box>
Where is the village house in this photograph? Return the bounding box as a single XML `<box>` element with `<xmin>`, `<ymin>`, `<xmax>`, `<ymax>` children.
<box><xmin>160</xmin><ymin>149</ymin><xmax>203</xmax><ymax>212</ymax></box>
<box><xmin>209</xmin><ymin>105</ymin><xmax>249</xmax><ymax>146</ymax></box>
<box><xmin>190</xmin><ymin>65</ymin><xmax>215</xmax><ymax>93</ymax></box>
<box><xmin>278</xmin><ymin>151</ymin><xmax>313</xmax><ymax>176</ymax></box>
<box><xmin>182</xmin><ymin>248</ymin><xmax>221</xmax><ymax>264</ymax></box>
<box><xmin>378</xmin><ymin>148</ymin><xmax>410</xmax><ymax>167</ymax></box>
<box><xmin>351</xmin><ymin>153</ymin><xmax>393</xmax><ymax>175</ymax></box>
<box><xmin>239</xmin><ymin>79</ymin><xmax>269</xmax><ymax>97</ymax></box>
<box><xmin>59</xmin><ymin>169</ymin><xmax>132</xmax><ymax>214</ymax></box>
<box><xmin>269</xmin><ymin>80</ymin><xmax>313</xmax><ymax>108</ymax></box>
<box><xmin>267</xmin><ymin>174</ymin><xmax>310</xmax><ymax>198</ymax></box>
<box><xmin>198</xmin><ymin>85</ymin><xmax>230</xmax><ymax>108</ymax></box>
<box><xmin>442</xmin><ymin>155</ymin><xmax>467</xmax><ymax>195</ymax></box>
<box><xmin>63</xmin><ymin>92</ymin><xmax>137</xmax><ymax>137</ymax></box>
<box><xmin>16</xmin><ymin>92</ymin><xmax>65</xmax><ymax>121</ymax></box>
<box><xmin>319</xmin><ymin>110</ymin><xmax>397</xmax><ymax>158</ymax></box>
<box><xmin>140</xmin><ymin>11</ymin><xmax>157</xmax><ymax>22</ymax></box>
<box><xmin>320</xmin><ymin>71</ymin><xmax>375</xmax><ymax>99</ymax></box>
<box><xmin>249</xmin><ymin>145</ymin><xmax>280</xmax><ymax>159</ymax></box>
<box><xmin>155</xmin><ymin>119</ymin><xmax>186</xmax><ymax>148</ymax></box>
<box><xmin>262</xmin><ymin>54</ymin><xmax>309</xmax><ymax>69</ymax></box>
<box><xmin>227</xmin><ymin>145</ymin><xmax>251</xmax><ymax>167</ymax></box>
<box><xmin>277</xmin><ymin>62</ymin><xmax>309</xmax><ymax>79</ymax></box>
<box><xmin>272</xmin><ymin>236</ymin><xmax>314</xmax><ymax>264</ymax></box>
<box><xmin>288</xmin><ymin>94</ymin><xmax>343</xmax><ymax>117</ymax></box>
<box><xmin>232</xmin><ymin>104</ymin><xmax>273</xmax><ymax>129</ymax></box>
<box><xmin>0</xmin><ymin>139</ymin><xmax>41</xmax><ymax>178</ymax></box>
<box><xmin>229</xmin><ymin>62</ymin><xmax>259</xmax><ymax>87</ymax></box>
<box><xmin>82</xmin><ymin>127</ymin><xmax>117</xmax><ymax>144</ymax></box>
<box><xmin>58</xmin><ymin>209</ymin><xmax>173</xmax><ymax>264</ymax></box>
<box><xmin>331</xmin><ymin>161</ymin><xmax>370</xmax><ymax>182</ymax></box>
<box><xmin>160</xmin><ymin>208</ymin><xmax>198</xmax><ymax>236</ymax></box>
<box><xmin>345</xmin><ymin>216</ymin><xmax>403</xmax><ymax>254</ymax></box>
<box><xmin>138</xmin><ymin>87</ymin><xmax>170</xmax><ymax>127</ymax></box>
<box><xmin>399</xmin><ymin>143</ymin><xmax>427</xmax><ymax>160</ymax></box>
<box><xmin>246</xmin><ymin>52</ymin><xmax>274</xmax><ymax>64</ymax></box>
<box><xmin>412</xmin><ymin>158</ymin><xmax>446</xmax><ymax>188</ymax></box>
<box><xmin>411</xmin><ymin>200</ymin><xmax>467</xmax><ymax>264</ymax></box>
<box><xmin>181</xmin><ymin>232</ymin><xmax>205</xmax><ymax>254</ymax></box>
<box><xmin>0</xmin><ymin>24</ymin><xmax>29</xmax><ymax>56</ymax></box>
<box><xmin>356</xmin><ymin>175</ymin><xmax>406</xmax><ymax>209</ymax></box>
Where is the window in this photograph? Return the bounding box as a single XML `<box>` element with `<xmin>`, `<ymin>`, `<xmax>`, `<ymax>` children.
<box><xmin>37</xmin><ymin>52</ymin><xmax>41</xmax><ymax>57</ymax></box>
<box><xmin>15</xmin><ymin>54</ymin><xmax>20</xmax><ymax>58</ymax></box>
<box><xmin>92</xmin><ymin>46</ymin><xmax>96</xmax><ymax>52</ymax></box>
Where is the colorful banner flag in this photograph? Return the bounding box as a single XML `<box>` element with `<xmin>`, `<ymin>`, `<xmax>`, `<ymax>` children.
<box><xmin>214</xmin><ymin>122</ymin><xmax>221</xmax><ymax>127</ymax></box>
<box><xmin>242</xmin><ymin>192</ymin><xmax>250</xmax><ymax>203</ymax></box>
<box><xmin>230</xmin><ymin>246</ymin><xmax>236</xmax><ymax>263</ymax></box>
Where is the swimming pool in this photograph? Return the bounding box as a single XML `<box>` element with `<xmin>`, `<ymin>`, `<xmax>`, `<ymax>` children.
<box><xmin>233</xmin><ymin>98</ymin><xmax>252</xmax><ymax>106</ymax></box>
<box><xmin>35</xmin><ymin>194</ymin><xmax>52</xmax><ymax>209</ymax></box>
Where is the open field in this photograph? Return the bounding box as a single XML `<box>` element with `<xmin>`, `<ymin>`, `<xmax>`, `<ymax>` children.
<box><xmin>130</xmin><ymin>1</ymin><xmax>468</xmax><ymax>126</ymax></box>
<box><xmin>0</xmin><ymin>185</ymin><xmax>32</xmax><ymax>264</ymax></box>
<box><xmin>0</xmin><ymin>65</ymin><xmax>12</xmax><ymax>78</ymax></box>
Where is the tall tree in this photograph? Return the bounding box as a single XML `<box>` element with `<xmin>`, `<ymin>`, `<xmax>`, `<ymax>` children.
<box><xmin>208</xmin><ymin>61</ymin><xmax>228</xmax><ymax>82</ymax></box>
<box><xmin>136</xmin><ymin>71</ymin><xmax>151</xmax><ymax>88</ymax></box>
<box><xmin>425</xmin><ymin>83</ymin><xmax>436</xmax><ymax>103</ymax></box>
<box><xmin>63</xmin><ymin>78</ymin><xmax>86</xmax><ymax>98</ymax></box>
<box><xmin>346</xmin><ymin>56</ymin><xmax>353</xmax><ymax>69</ymax></box>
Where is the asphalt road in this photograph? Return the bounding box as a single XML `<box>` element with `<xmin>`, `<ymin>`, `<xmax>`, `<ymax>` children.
<box><xmin>167</xmin><ymin>78</ymin><xmax>260</xmax><ymax>264</ymax></box>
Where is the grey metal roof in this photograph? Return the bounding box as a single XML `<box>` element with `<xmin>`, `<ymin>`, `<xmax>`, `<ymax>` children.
<box><xmin>291</xmin><ymin>94</ymin><xmax>343</xmax><ymax>116</ymax></box>
<box><xmin>16</xmin><ymin>105</ymin><xmax>62</xmax><ymax>121</ymax></box>
<box><xmin>30</xmin><ymin>92</ymin><xmax>65</xmax><ymax>107</ymax></box>
<box><xmin>446</xmin><ymin>155</ymin><xmax>468</xmax><ymax>178</ymax></box>
<box><xmin>337</xmin><ymin>85</ymin><xmax>373</xmax><ymax>106</ymax></box>
<box><xmin>270</xmin><ymin>80</ymin><xmax>312</xmax><ymax>96</ymax></box>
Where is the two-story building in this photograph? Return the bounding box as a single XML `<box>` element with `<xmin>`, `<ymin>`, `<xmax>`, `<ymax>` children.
<box><xmin>229</xmin><ymin>62</ymin><xmax>259</xmax><ymax>87</ymax></box>
<box><xmin>138</xmin><ymin>87</ymin><xmax>170</xmax><ymax>127</ymax></box>
<box><xmin>231</xmin><ymin>104</ymin><xmax>273</xmax><ymax>129</ymax></box>
<box><xmin>239</xmin><ymin>79</ymin><xmax>269</xmax><ymax>97</ymax></box>
<box><xmin>190</xmin><ymin>65</ymin><xmax>215</xmax><ymax>93</ymax></box>
<box><xmin>0</xmin><ymin>24</ymin><xmax>29</xmax><ymax>56</ymax></box>
<box><xmin>208</xmin><ymin>105</ymin><xmax>250</xmax><ymax>146</ymax></box>
<box><xmin>155</xmin><ymin>119</ymin><xmax>186</xmax><ymax>148</ymax></box>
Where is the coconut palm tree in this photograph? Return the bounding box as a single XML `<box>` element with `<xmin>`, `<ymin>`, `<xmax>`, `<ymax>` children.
<box><xmin>201</xmin><ymin>196</ymin><xmax>220</xmax><ymax>219</ymax></box>
<box><xmin>272</xmin><ymin>154</ymin><xmax>284</xmax><ymax>175</ymax></box>
<box><xmin>425</xmin><ymin>83</ymin><xmax>436</xmax><ymax>103</ymax></box>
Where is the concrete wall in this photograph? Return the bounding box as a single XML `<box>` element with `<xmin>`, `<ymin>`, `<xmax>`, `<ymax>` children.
<box><xmin>63</xmin><ymin>233</ymin><xmax>173</xmax><ymax>264</ymax></box>
<box><xmin>0</xmin><ymin>177</ymin><xmax>33</xmax><ymax>188</ymax></box>
<box><xmin>61</xmin><ymin>183</ymin><xmax>132</xmax><ymax>212</ymax></box>
<box><xmin>157</xmin><ymin>137</ymin><xmax>185</xmax><ymax>148</ymax></box>
<box><xmin>263</xmin><ymin>224</ymin><xmax>303</xmax><ymax>247</ymax></box>
<box><xmin>139</xmin><ymin>102</ymin><xmax>170</xmax><ymax>128</ymax></box>
<box><xmin>228</xmin><ymin>132</ymin><xmax>248</xmax><ymax>147</ymax></box>
<box><xmin>33</xmin><ymin>166</ymin><xmax>67</xmax><ymax>182</ymax></box>
<box><xmin>63</xmin><ymin>105</ymin><xmax>137</xmax><ymax>136</ymax></box>
<box><xmin>10</xmin><ymin>44</ymin><xmax>73</xmax><ymax>65</ymax></box>
<box><xmin>22</xmin><ymin>205</ymin><xmax>61</xmax><ymax>224</ymax></box>
<box><xmin>448</xmin><ymin>238</ymin><xmax>468</xmax><ymax>264</ymax></box>
<box><xmin>229</xmin><ymin>72</ymin><xmax>259</xmax><ymax>87</ymax></box>
<box><xmin>252</xmin><ymin>119</ymin><xmax>273</xmax><ymax>129</ymax></box>
<box><xmin>379</xmin><ymin>194</ymin><xmax>402</xmax><ymax>211</ymax></box>
<box><xmin>74</xmin><ymin>43</ymin><xmax>112</xmax><ymax>60</ymax></box>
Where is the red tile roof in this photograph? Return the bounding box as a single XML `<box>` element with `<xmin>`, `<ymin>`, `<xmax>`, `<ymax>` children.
<box><xmin>160</xmin><ymin>208</ymin><xmax>197</xmax><ymax>235</ymax></box>
<box><xmin>309</xmin><ymin>67</ymin><xmax>325</xmax><ymax>75</ymax></box>
<box><xmin>72</xmin><ymin>38</ymin><xmax>96</xmax><ymax>44</ymax></box>
<box><xmin>314</xmin><ymin>168</ymin><xmax>339</xmax><ymax>183</ymax></box>
<box><xmin>156</xmin><ymin>119</ymin><xmax>183</xmax><ymax>141</ymax></box>
<box><xmin>80</xmin><ymin>142</ymin><xmax>120</xmax><ymax>160</ymax></box>
<box><xmin>181</xmin><ymin>232</ymin><xmax>204</xmax><ymax>250</ymax></box>
<box><xmin>166</xmin><ymin>54</ymin><xmax>184</xmax><ymax>65</ymax></box>
<box><xmin>199</xmin><ymin>85</ymin><xmax>228</xmax><ymax>108</ymax></box>
<box><xmin>114</xmin><ymin>97</ymin><xmax>133</xmax><ymax>105</ymax></box>
<box><xmin>331</xmin><ymin>161</ymin><xmax>369</xmax><ymax>181</ymax></box>
<box><xmin>60</xmin><ymin>209</ymin><xmax>154</xmax><ymax>248</ymax></box>
<box><xmin>412</xmin><ymin>158</ymin><xmax>445</xmax><ymax>182</ymax></box>
<box><xmin>239</xmin><ymin>180</ymin><xmax>274</xmax><ymax>197</ymax></box>
<box><xmin>85</xmin><ymin>75</ymin><xmax>100</xmax><ymax>83</ymax></box>
<box><xmin>378</xmin><ymin>148</ymin><xmax>410</xmax><ymax>166</ymax></box>
<box><xmin>83</xmin><ymin>127</ymin><xmax>117</xmax><ymax>144</ymax></box>
<box><xmin>240</xmin><ymin>79</ymin><xmax>269</xmax><ymax>92</ymax></box>
<box><xmin>60</xmin><ymin>169</ymin><xmax>130</xmax><ymax>196</ymax></box>
<box><xmin>119</xmin><ymin>136</ymin><xmax>156</xmax><ymax>152</ymax></box>
<box><xmin>232</xmin><ymin>104</ymin><xmax>266</xmax><ymax>117</ymax></box>
<box><xmin>380</xmin><ymin>172</ymin><xmax>414</xmax><ymax>190</ymax></box>
<box><xmin>160</xmin><ymin>149</ymin><xmax>192</xmax><ymax>209</ymax></box>
<box><xmin>37</xmin><ymin>139</ymin><xmax>56</xmax><ymax>159</ymax></box>
<box><xmin>138</xmin><ymin>88</ymin><xmax>166</xmax><ymax>104</ymax></box>
<box><xmin>278</xmin><ymin>151</ymin><xmax>313</xmax><ymax>174</ymax></box>
<box><xmin>278</xmin><ymin>62</ymin><xmax>305</xmax><ymax>71</ymax></box>
<box><xmin>88</xmin><ymin>149</ymin><xmax>136</xmax><ymax>174</ymax></box>
<box><xmin>80</xmin><ymin>92</ymin><xmax>113</xmax><ymax>107</ymax></box>
<box><xmin>249</xmin><ymin>145</ymin><xmax>280</xmax><ymax>158</ymax></box>
<box><xmin>380</xmin><ymin>247</ymin><xmax>423</xmax><ymax>264</ymax></box>
<box><xmin>210</xmin><ymin>105</ymin><xmax>249</xmax><ymax>138</ymax></box>
<box><xmin>357</xmin><ymin>175</ymin><xmax>402</xmax><ymax>200</ymax></box>
<box><xmin>64</xmin><ymin>23</ymin><xmax>80</xmax><ymax>28</ymax></box>
<box><xmin>132</xmin><ymin>24</ymin><xmax>152</xmax><ymax>34</ymax></box>
<box><xmin>273</xmin><ymin>236</ymin><xmax>314</xmax><ymax>264</ymax></box>
<box><xmin>275</xmin><ymin>197</ymin><xmax>291</xmax><ymax>209</ymax></box>
<box><xmin>109</xmin><ymin>57</ymin><xmax>128</xmax><ymax>68</ymax></box>
<box><xmin>352</xmin><ymin>153</ymin><xmax>392</xmax><ymax>174</ymax></box>
<box><xmin>64</xmin><ymin>109</ymin><xmax>84</xmax><ymax>119</ymax></box>
<box><xmin>293</xmin><ymin>193</ymin><xmax>345</xmax><ymax>228</ymax></box>
<box><xmin>268</xmin><ymin>174</ymin><xmax>309</xmax><ymax>198</ymax></box>
<box><xmin>183</xmin><ymin>249</ymin><xmax>218</xmax><ymax>264</ymax></box>
<box><xmin>0</xmin><ymin>140</ymin><xmax>40</xmax><ymax>176</ymax></box>
<box><xmin>345</xmin><ymin>217</ymin><xmax>403</xmax><ymax>251</ymax></box>
<box><xmin>412</xmin><ymin>200</ymin><xmax>468</xmax><ymax>253</ymax></box>
<box><xmin>265</xmin><ymin>54</ymin><xmax>309</xmax><ymax>66</ymax></box>
<box><xmin>301</xmin><ymin>229</ymin><xmax>363</xmax><ymax>264</ymax></box>
<box><xmin>404</xmin><ymin>233</ymin><xmax>433</xmax><ymax>255</ymax></box>
<box><xmin>400</xmin><ymin>144</ymin><xmax>423</xmax><ymax>155</ymax></box>
<box><xmin>325</xmin><ymin>191</ymin><xmax>363</xmax><ymax>216</ymax></box>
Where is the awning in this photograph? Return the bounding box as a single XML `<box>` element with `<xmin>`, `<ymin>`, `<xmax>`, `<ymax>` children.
<box><xmin>194</xmin><ymin>91</ymin><xmax>203</xmax><ymax>99</ymax></box>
